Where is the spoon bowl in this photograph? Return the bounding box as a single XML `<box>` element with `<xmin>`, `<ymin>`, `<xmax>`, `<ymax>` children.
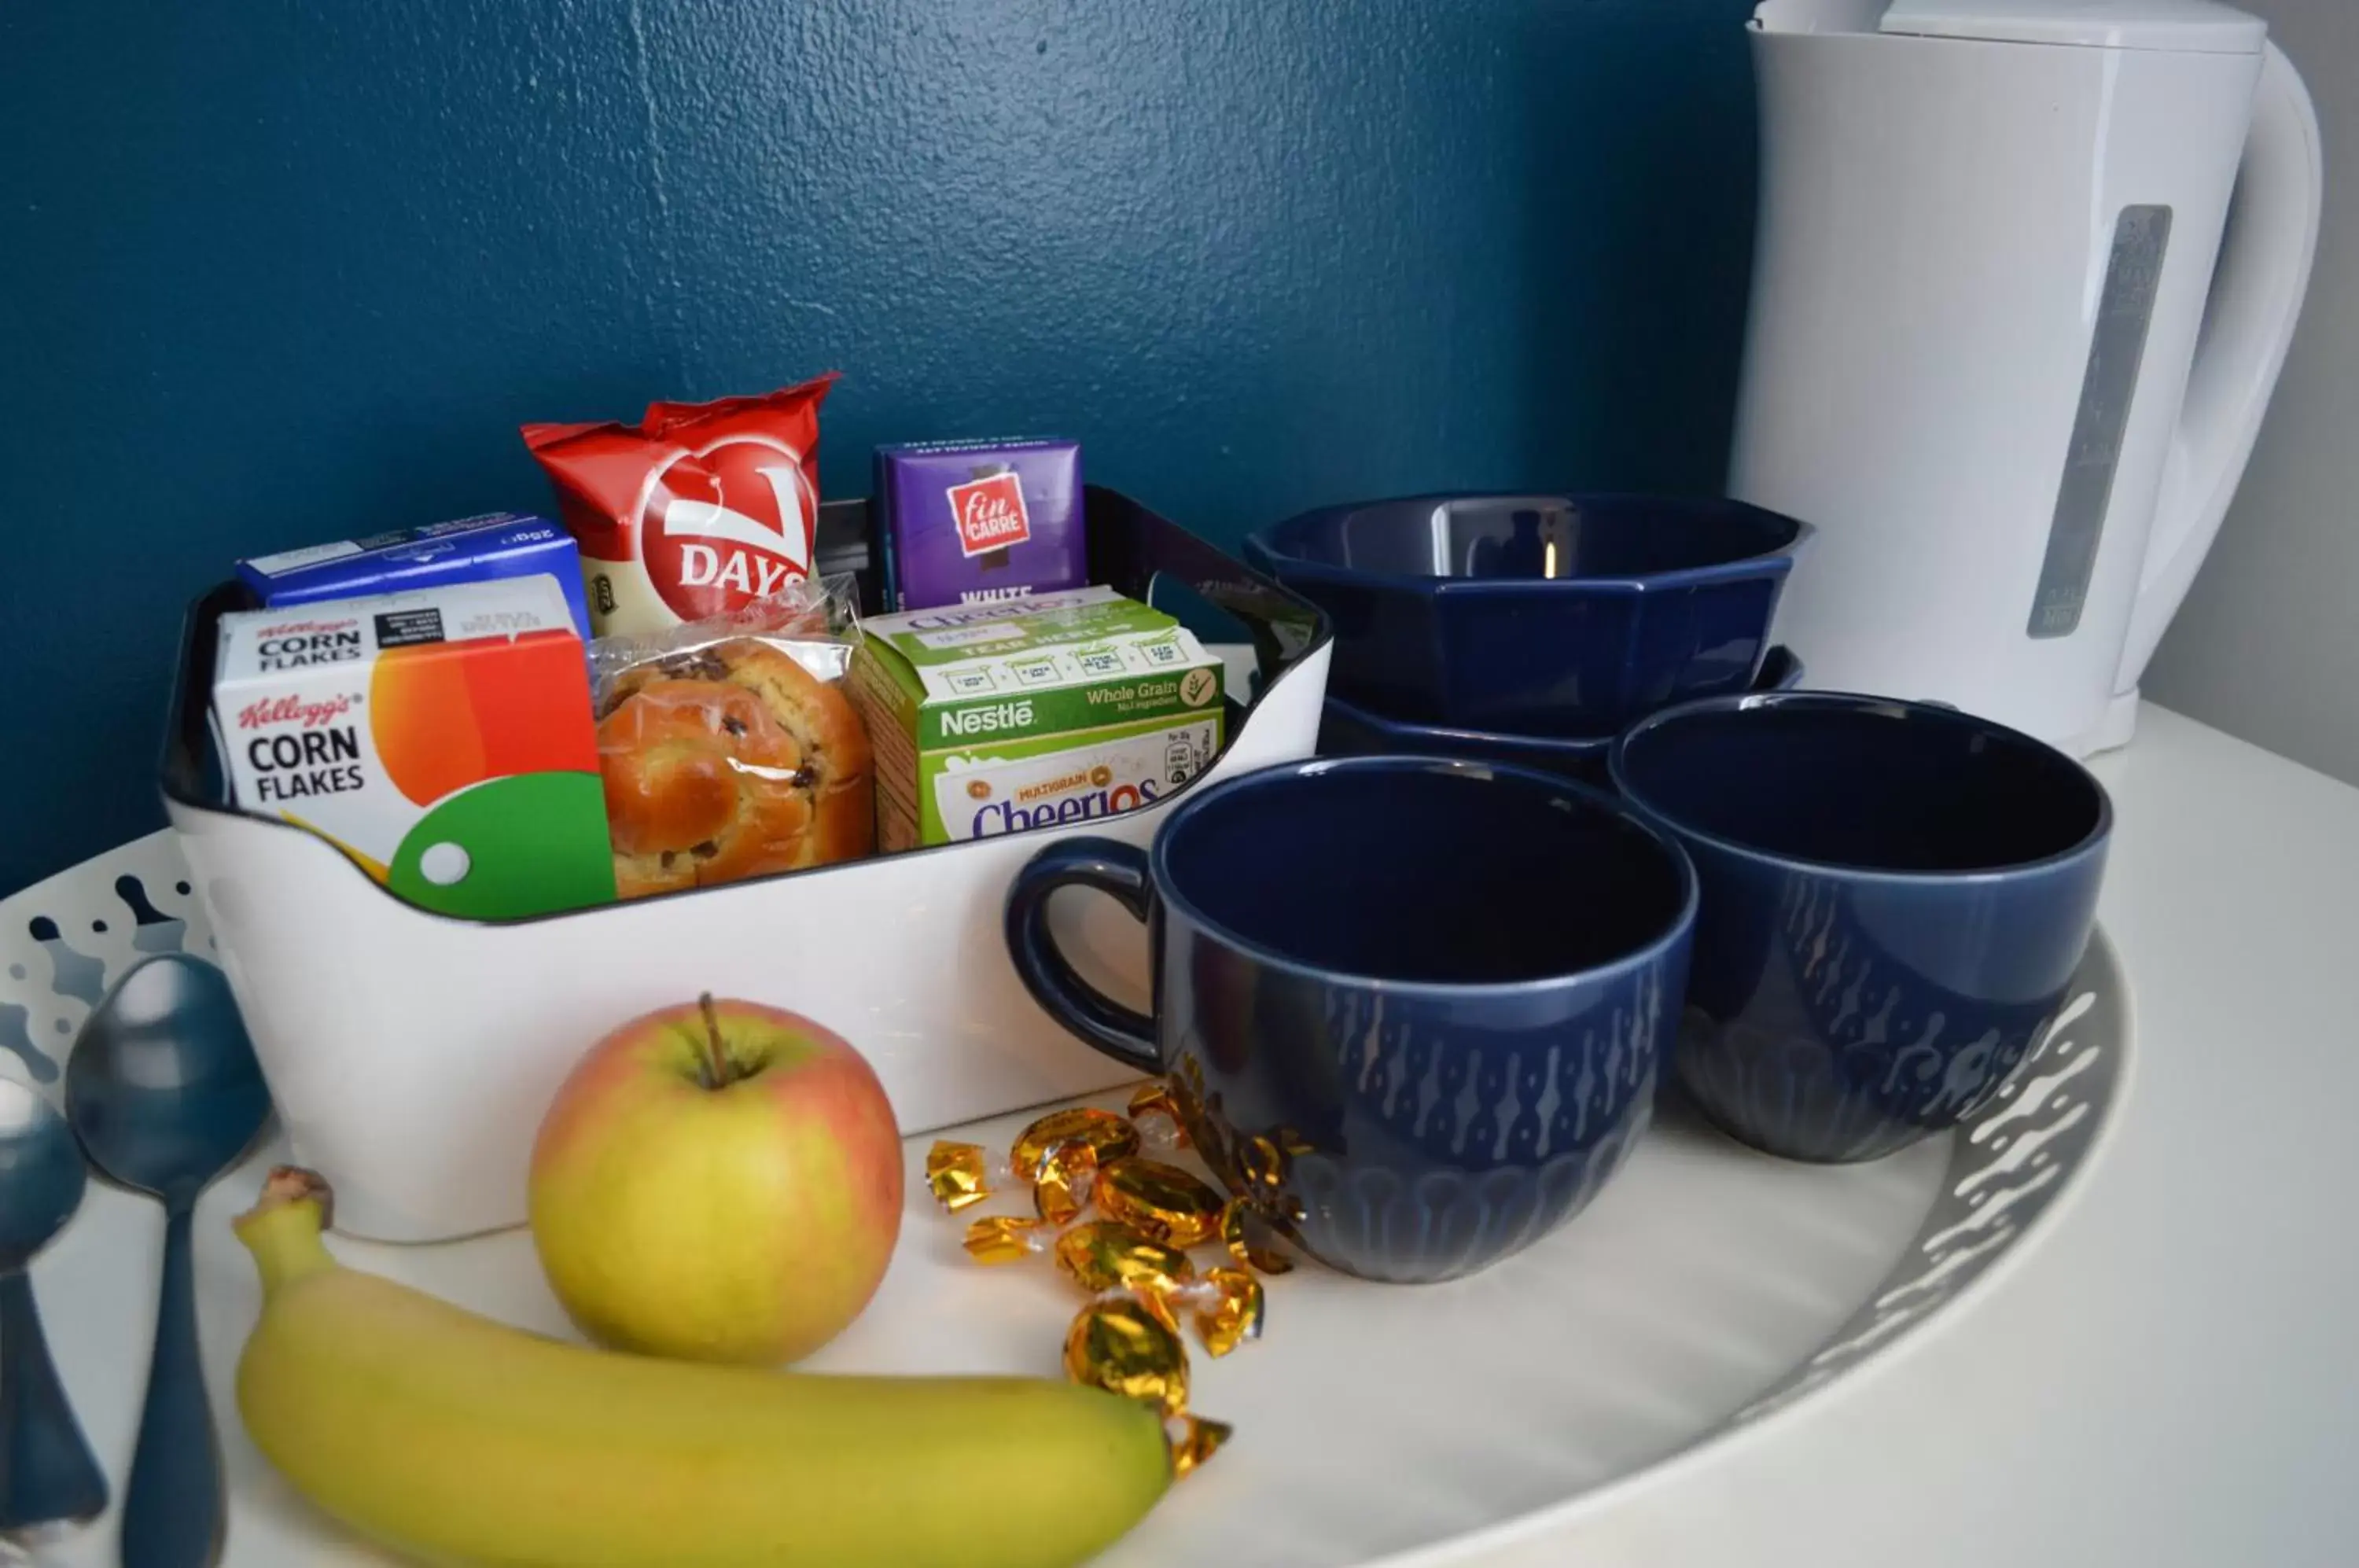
<box><xmin>0</xmin><ymin>1081</ymin><xmax>85</xmax><ymax>1270</ymax></box>
<box><xmin>65</xmin><ymin>955</ymin><xmax>272</xmax><ymax>1208</ymax></box>
<box><xmin>0</xmin><ymin>1077</ymin><xmax>108</xmax><ymax>1528</ymax></box>
<box><xmin>67</xmin><ymin>953</ymin><xmax>273</xmax><ymax>1568</ymax></box>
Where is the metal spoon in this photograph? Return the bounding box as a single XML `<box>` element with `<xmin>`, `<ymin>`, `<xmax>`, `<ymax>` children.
<box><xmin>0</xmin><ymin>1077</ymin><xmax>107</xmax><ymax>1529</ymax></box>
<box><xmin>65</xmin><ymin>955</ymin><xmax>270</xmax><ymax>1568</ymax></box>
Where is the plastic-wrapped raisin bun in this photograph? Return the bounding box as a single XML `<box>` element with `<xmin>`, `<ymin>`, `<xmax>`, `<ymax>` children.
<box><xmin>588</xmin><ymin>576</ymin><xmax>873</xmax><ymax>898</ymax></box>
<box><xmin>596</xmin><ymin>639</ymin><xmax>872</xmax><ymax>897</ymax></box>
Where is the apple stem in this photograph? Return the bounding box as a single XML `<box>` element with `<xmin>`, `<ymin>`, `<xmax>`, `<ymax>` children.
<box><xmin>698</xmin><ymin>992</ymin><xmax>734</xmax><ymax>1090</ymax></box>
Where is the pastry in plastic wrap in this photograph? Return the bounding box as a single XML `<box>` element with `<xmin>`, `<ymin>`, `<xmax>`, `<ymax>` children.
<box><xmin>596</xmin><ymin>637</ymin><xmax>873</xmax><ymax>897</ymax></box>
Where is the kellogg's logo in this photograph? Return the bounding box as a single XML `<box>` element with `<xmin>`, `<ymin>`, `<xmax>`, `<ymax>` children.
<box><xmin>252</xmin><ymin>618</ymin><xmax>356</xmax><ymax>639</ymax></box>
<box><xmin>237</xmin><ymin>693</ymin><xmax>355</xmax><ymax>731</ymax></box>
<box><xmin>641</xmin><ymin>434</ymin><xmax>816</xmax><ymax>621</ymax></box>
<box><xmin>948</xmin><ymin>473</ymin><xmax>1032</xmax><ymax>558</ymax></box>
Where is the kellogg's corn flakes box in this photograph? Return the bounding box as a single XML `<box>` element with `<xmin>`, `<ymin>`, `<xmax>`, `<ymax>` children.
<box><xmin>212</xmin><ymin>576</ymin><xmax>616</xmax><ymax>919</ymax></box>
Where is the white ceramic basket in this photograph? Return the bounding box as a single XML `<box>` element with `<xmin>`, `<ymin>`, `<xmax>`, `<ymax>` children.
<box><xmin>158</xmin><ymin>491</ymin><xmax>1332</xmax><ymax>1242</ymax></box>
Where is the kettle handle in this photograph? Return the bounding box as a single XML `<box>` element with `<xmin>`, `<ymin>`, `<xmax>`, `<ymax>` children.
<box><xmin>2116</xmin><ymin>40</ymin><xmax>2323</xmax><ymax>695</ymax></box>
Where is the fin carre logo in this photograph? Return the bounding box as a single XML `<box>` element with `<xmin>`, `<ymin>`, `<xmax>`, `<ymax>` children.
<box><xmin>948</xmin><ymin>472</ymin><xmax>1032</xmax><ymax>558</ymax></box>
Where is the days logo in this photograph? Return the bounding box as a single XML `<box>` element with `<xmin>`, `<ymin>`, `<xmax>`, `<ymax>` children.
<box><xmin>640</xmin><ymin>435</ymin><xmax>816</xmax><ymax>621</ymax></box>
<box><xmin>237</xmin><ymin>693</ymin><xmax>355</xmax><ymax>731</ymax></box>
<box><xmin>947</xmin><ymin>473</ymin><xmax>1032</xmax><ymax>558</ymax></box>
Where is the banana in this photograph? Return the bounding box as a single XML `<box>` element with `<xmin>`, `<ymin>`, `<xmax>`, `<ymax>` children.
<box><xmin>231</xmin><ymin>1167</ymin><xmax>1171</xmax><ymax>1567</ymax></box>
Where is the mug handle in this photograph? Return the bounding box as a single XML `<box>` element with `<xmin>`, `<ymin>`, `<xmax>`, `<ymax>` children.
<box><xmin>1003</xmin><ymin>837</ymin><xmax>1162</xmax><ymax>1076</ymax></box>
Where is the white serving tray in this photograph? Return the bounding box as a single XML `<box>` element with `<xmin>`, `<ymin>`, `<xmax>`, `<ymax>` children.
<box><xmin>0</xmin><ymin>829</ymin><xmax>2129</xmax><ymax>1568</ymax></box>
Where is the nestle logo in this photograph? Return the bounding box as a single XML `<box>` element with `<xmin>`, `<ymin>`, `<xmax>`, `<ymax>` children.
<box><xmin>948</xmin><ymin>473</ymin><xmax>1032</xmax><ymax>558</ymax></box>
<box><xmin>237</xmin><ymin>694</ymin><xmax>355</xmax><ymax>731</ymax></box>
<box><xmin>940</xmin><ymin>699</ymin><xmax>1033</xmax><ymax>736</ymax></box>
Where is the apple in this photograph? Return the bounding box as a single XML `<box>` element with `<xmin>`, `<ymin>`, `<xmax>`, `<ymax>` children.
<box><xmin>528</xmin><ymin>994</ymin><xmax>904</xmax><ymax>1365</ymax></box>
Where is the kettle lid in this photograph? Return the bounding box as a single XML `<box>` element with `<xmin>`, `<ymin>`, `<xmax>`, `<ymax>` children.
<box><xmin>1754</xmin><ymin>0</ymin><xmax>2265</xmax><ymax>53</ymax></box>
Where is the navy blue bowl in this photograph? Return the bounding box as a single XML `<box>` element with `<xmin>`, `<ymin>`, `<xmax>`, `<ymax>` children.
<box><xmin>1319</xmin><ymin>646</ymin><xmax>1804</xmax><ymax>787</ymax></box>
<box><xmin>1609</xmin><ymin>692</ymin><xmax>2111</xmax><ymax>1163</ymax></box>
<box><xmin>1246</xmin><ymin>493</ymin><xmax>1811</xmax><ymax>737</ymax></box>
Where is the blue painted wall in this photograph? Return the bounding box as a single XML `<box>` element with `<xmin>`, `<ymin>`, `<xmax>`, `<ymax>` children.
<box><xmin>0</xmin><ymin>0</ymin><xmax>1759</xmax><ymax>896</ymax></box>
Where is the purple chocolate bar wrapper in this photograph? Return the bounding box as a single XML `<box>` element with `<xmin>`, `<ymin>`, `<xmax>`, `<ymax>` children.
<box><xmin>875</xmin><ymin>439</ymin><xmax>1087</xmax><ymax>611</ymax></box>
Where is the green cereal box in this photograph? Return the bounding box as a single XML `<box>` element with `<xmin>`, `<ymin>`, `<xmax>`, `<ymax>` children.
<box><xmin>848</xmin><ymin>585</ymin><xmax>1226</xmax><ymax>849</ymax></box>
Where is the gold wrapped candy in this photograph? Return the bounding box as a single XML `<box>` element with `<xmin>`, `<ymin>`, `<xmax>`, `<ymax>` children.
<box><xmin>932</xmin><ymin>1096</ymin><xmax>1306</xmax><ymax>1481</ymax></box>
<box><xmin>1032</xmin><ymin>1141</ymin><xmax>1099</xmax><ymax>1226</ymax></box>
<box><xmin>1093</xmin><ymin>1158</ymin><xmax>1227</xmax><ymax>1248</ymax></box>
<box><xmin>1190</xmin><ymin>1267</ymin><xmax>1264</xmax><ymax>1356</ymax></box>
<box><xmin>1063</xmin><ymin>1290</ymin><xmax>1188</xmax><ymax>1416</ymax></box>
<box><xmin>1221</xmin><ymin>1197</ymin><xmax>1297</xmax><ymax>1275</ymax></box>
<box><xmin>1054</xmin><ymin>1220</ymin><xmax>1195</xmax><ymax>1295</ymax></box>
<box><xmin>1052</xmin><ymin>1223</ymin><xmax>1260</xmax><ymax>1355</ymax></box>
<box><xmin>1146</xmin><ymin>1265</ymin><xmax>1264</xmax><ymax>1357</ymax></box>
<box><xmin>1126</xmin><ymin>1080</ymin><xmax>1191</xmax><ymax>1149</ymax></box>
<box><xmin>962</xmin><ymin>1214</ymin><xmax>1049</xmax><ymax>1265</ymax></box>
<box><xmin>1010</xmin><ymin>1108</ymin><xmax>1139</xmax><ymax>1183</ymax></box>
<box><xmin>925</xmin><ymin>1140</ymin><xmax>992</xmax><ymax>1212</ymax></box>
<box><xmin>1166</xmin><ymin>1414</ymin><xmax>1232</xmax><ymax>1478</ymax></box>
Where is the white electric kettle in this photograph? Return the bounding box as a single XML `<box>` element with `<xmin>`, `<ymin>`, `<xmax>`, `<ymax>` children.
<box><xmin>1729</xmin><ymin>0</ymin><xmax>2322</xmax><ymax>756</ymax></box>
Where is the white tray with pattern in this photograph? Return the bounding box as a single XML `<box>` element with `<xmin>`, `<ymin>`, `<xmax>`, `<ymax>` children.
<box><xmin>0</xmin><ymin>830</ymin><xmax>2129</xmax><ymax>1568</ymax></box>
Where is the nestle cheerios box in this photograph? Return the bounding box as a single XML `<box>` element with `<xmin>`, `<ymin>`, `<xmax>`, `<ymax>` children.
<box><xmin>846</xmin><ymin>585</ymin><xmax>1225</xmax><ymax>851</ymax></box>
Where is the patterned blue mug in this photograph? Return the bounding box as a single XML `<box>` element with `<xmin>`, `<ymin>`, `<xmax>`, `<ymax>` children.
<box><xmin>1004</xmin><ymin>756</ymin><xmax>1695</xmax><ymax>1283</ymax></box>
<box><xmin>1609</xmin><ymin>692</ymin><xmax>2111</xmax><ymax>1163</ymax></box>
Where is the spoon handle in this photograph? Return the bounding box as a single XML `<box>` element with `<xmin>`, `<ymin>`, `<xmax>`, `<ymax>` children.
<box><xmin>0</xmin><ymin>1268</ymin><xmax>109</xmax><ymax>1528</ymax></box>
<box><xmin>121</xmin><ymin>1206</ymin><xmax>223</xmax><ymax>1568</ymax></box>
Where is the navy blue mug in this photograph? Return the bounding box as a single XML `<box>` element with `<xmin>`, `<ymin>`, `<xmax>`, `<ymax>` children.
<box><xmin>1003</xmin><ymin>756</ymin><xmax>1697</xmax><ymax>1283</ymax></box>
<box><xmin>1609</xmin><ymin>693</ymin><xmax>2111</xmax><ymax>1164</ymax></box>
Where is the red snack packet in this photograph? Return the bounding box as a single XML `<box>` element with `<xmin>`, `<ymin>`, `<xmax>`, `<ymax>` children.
<box><xmin>521</xmin><ymin>374</ymin><xmax>840</xmax><ymax>637</ymax></box>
